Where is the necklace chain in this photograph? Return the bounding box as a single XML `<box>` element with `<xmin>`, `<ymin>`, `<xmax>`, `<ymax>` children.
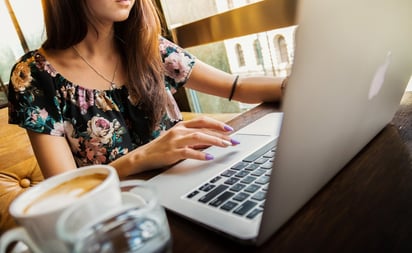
<box><xmin>72</xmin><ymin>46</ymin><xmax>119</xmax><ymax>90</ymax></box>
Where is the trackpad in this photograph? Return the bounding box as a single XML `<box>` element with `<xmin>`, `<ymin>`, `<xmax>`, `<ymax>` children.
<box><xmin>235</xmin><ymin>112</ymin><xmax>283</xmax><ymax>137</ymax></box>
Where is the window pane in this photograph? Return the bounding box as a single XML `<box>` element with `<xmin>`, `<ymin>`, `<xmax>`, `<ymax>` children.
<box><xmin>160</xmin><ymin>0</ymin><xmax>262</xmax><ymax>28</ymax></box>
<box><xmin>10</xmin><ymin>0</ymin><xmax>45</xmax><ymax>50</ymax></box>
<box><xmin>0</xmin><ymin>1</ymin><xmax>24</xmax><ymax>83</ymax></box>
<box><xmin>0</xmin><ymin>0</ymin><xmax>44</xmax><ymax>84</ymax></box>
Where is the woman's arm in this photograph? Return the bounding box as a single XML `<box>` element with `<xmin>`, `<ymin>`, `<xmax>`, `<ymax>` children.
<box><xmin>185</xmin><ymin>59</ymin><xmax>285</xmax><ymax>103</ymax></box>
<box><xmin>28</xmin><ymin>116</ymin><xmax>238</xmax><ymax>179</ymax></box>
<box><xmin>111</xmin><ymin>116</ymin><xmax>237</xmax><ymax>178</ymax></box>
<box><xmin>27</xmin><ymin>130</ymin><xmax>77</xmax><ymax>178</ymax></box>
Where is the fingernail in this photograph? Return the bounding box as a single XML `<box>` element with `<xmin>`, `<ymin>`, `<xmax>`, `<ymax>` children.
<box><xmin>222</xmin><ymin>140</ymin><xmax>232</xmax><ymax>146</ymax></box>
<box><xmin>231</xmin><ymin>139</ymin><xmax>240</xmax><ymax>145</ymax></box>
<box><xmin>205</xmin><ymin>153</ymin><xmax>214</xmax><ymax>160</ymax></box>
<box><xmin>224</xmin><ymin>125</ymin><xmax>234</xmax><ymax>132</ymax></box>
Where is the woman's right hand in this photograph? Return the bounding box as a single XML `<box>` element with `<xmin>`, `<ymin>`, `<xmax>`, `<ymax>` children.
<box><xmin>113</xmin><ymin>116</ymin><xmax>240</xmax><ymax>176</ymax></box>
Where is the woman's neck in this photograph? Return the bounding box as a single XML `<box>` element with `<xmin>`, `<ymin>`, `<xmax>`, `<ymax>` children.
<box><xmin>78</xmin><ymin>23</ymin><xmax>117</xmax><ymax>55</ymax></box>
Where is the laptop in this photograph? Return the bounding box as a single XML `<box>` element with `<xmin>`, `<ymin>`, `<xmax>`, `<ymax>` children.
<box><xmin>145</xmin><ymin>0</ymin><xmax>412</xmax><ymax>245</ymax></box>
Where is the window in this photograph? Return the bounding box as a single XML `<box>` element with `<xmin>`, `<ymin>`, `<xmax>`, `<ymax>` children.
<box><xmin>8</xmin><ymin>0</ymin><xmax>45</xmax><ymax>50</ymax></box>
<box><xmin>253</xmin><ymin>39</ymin><xmax>263</xmax><ymax>65</ymax></box>
<box><xmin>0</xmin><ymin>1</ymin><xmax>24</xmax><ymax>84</ymax></box>
<box><xmin>0</xmin><ymin>0</ymin><xmax>44</xmax><ymax>84</ymax></box>
<box><xmin>274</xmin><ymin>35</ymin><xmax>289</xmax><ymax>64</ymax></box>
<box><xmin>227</xmin><ymin>0</ymin><xmax>234</xmax><ymax>9</ymax></box>
<box><xmin>0</xmin><ymin>0</ymin><xmax>44</xmax><ymax>107</ymax></box>
<box><xmin>235</xmin><ymin>44</ymin><xmax>246</xmax><ymax>67</ymax></box>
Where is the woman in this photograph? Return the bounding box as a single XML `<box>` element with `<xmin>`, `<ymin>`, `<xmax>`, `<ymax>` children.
<box><xmin>8</xmin><ymin>0</ymin><xmax>285</xmax><ymax>178</ymax></box>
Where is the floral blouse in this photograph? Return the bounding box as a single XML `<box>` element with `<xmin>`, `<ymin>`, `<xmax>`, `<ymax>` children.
<box><xmin>8</xmin><ymin>37</ymin><xmax>196</xmax><ymax>167</ymax></box>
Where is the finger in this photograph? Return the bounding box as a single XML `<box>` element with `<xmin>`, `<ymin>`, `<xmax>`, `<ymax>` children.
<box><xmin>176</xmin><ymin>147</ymin><xmax>215</xmax><ymax>161</ymax></box>
<box><xmin>178</xmin><ymin>118</ymin><xmax>239</xmax><ymax>145</ymax></box>
<box><xmin>190</xmin><ymin>144</ymin><xmax>211</xmax><ymax>150</ymax></box>
<box><xmin>180</xmin><ymin>116</ymin><xmax>234</xmax><ymax>132</ymax></box>
<box><xmin>190</xmin><ymin>128</ymin><xmax>241</xmax><ymax>146</ymax></box>
<box><xmin>190</xmin><ymin>137</ymin><xmax>240</xmax><ymax>150</ymax></box>
<box><xmin>181</xmin><ymin>131</ymin><xmax>237</xmax><ymax>148</ymax></box>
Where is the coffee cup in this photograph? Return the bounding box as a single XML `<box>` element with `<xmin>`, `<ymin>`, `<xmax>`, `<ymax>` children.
<box><xmin>0</xmin><ymin>165</ymin><xmax>122</xmax><ymax>253</ymax></box>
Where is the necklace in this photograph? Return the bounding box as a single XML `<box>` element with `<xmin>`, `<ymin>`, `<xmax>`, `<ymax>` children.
<box><xmin>72</xmin><ymin>46</ymin><xmax>119</xmax><ymax>90</ymax></box>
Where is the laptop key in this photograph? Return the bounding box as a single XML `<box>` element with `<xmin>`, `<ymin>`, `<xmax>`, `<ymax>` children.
<box><xmin>198</xmin><ymin>185</ymin><xmax>228</xmax><ymax>203</ymax></box>
<box><xmin>220</xmin><ymin>201</ymin><xmax>238</xmax><ymax>211</ymax></box>
<box><xmin>246</xmin><ymin>208</ymin><xmax>263</xmax><ymax>219</ymax></box>
<box><xmin>245</xmin><ymin>163</ymin><xmax>260</xmax><ymax>171</ymax></box>
<box><xmin>260</xmin><ymin>162</ymin><xmax>273</xmax><ymax>170</ymax></box>
<box><xmin>241</xmin><ymin>176</ymin><xmax>256</xmax><ymax>184</ymax></box>
<box><xmin>233</xmin><ymin>192</ymin><xmax>250</xmax><ymax>202</ymax></box>
<box><xmin>209</xmin><ymin>191</ymin><xmax>234</xmax><ymax>207</ymax></box>
<box><xmin>187</xmin><ymin>190</ymin><xmax>199</xmax><ymax>199</ymax></box>
<box><xmin>199</xmin><ymin>183</ymin><xmax>215</xmax><ymax>192</ymax></box>
<box><xmin>255</xmin><ymin>175</ymin><xmax>270</xmax><ymax>185</ymax></box>
<box><xmin>230</xmin><ymin>183</ymin><xmax>246</xmax><ymax>192</ymax></box>
<box><xmin>244</xmin><ymin>184</ymin><xmax>260</xmax><ymax>193</ymax></box>
<box><xmin>251</xmin><ymin>169</ymin><xmax>266</xmax><ymax>177</ymax></box>
<box><xmin>221</xmin><ymin>169</ymin><xmax>236</xmax><ymax>177</ymax></box>
<box><xmin>254</xmin><ymin>157</ymin><xmax>269</xmax><ymax>164</ymax></box>
<box><xmin>263</xmin><ymin>150</ymin><xmax>275</xmax><ymax>158</ymax></box>
<box><xmin>224</xmin><ymin>177</ymin><xmax>239</xmax><ymax>185</ymax></box>
<box><xmin>210</xmin><ymin>176</ymin><xmax>222</xmax><ymax>183</ymax></box>
<box><xmin>251</xmin><ymin>191</ymin><xmax>266</xmax><ymax>201</ymax></box>
<box><xmin>233</xmin><ymin>200</ymin><xmax>257</xmax><ymax>216</ymax></box>
<box><xmin>235</xmin><ymin>170</ymin><xmax>249</xmax><ymax>178</ymax></box>
<box><xmin>231</xmin><ymin>161</ymin><xmax>250</xmax><ymax>170</ymax></box>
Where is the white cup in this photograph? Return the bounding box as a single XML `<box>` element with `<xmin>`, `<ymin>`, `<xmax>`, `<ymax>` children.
<box><xmin>0</xmin><ymin>165</ymin><xmax>122</xmax><ymax>253</ymax></box>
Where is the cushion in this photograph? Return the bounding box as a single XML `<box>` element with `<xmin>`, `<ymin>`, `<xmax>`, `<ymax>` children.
<box><xmin>0</xmin><ymin>108</ymin><xmax>43</xmax><ymax>234</ymax></box>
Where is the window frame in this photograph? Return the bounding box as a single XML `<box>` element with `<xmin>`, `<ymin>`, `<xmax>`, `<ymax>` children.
<box><xmin>164</xmin><ymin>0</ymin><xmax>297</xmax><ymax>48</ymax></box>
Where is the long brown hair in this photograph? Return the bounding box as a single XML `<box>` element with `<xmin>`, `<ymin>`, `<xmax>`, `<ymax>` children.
<box><xmin>41</xmin><ymin>0</ymin><xmax>166</xmax><ymax>133</ymax></box>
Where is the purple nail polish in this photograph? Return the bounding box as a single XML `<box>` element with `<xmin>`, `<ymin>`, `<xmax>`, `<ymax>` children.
<box><xmin>205</xmin><ymin>153</ymin><xmax>214</xmax><ymax>160</ymax></box>
<box><xmin>231</xmin><ymin>139</ymin><xmax>240</xmax><ymax>145</ymax></box>
<box><xmin>224</xmin><ymin>125</ymin><xmax>234</xmax><ymax>132</ymax></box>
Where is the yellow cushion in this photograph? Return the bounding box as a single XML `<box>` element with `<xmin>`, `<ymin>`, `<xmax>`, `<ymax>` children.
<box><xmin>0</xmin><ymin>108</ymin><xmax>43</xmax><ymax>234</ymax></box>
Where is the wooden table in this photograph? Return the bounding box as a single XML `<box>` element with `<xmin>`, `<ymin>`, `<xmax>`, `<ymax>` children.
<box><xmin>131</xmin><ymin>92</ymin><xmax>412</xmax><ymax>253</ymax></box>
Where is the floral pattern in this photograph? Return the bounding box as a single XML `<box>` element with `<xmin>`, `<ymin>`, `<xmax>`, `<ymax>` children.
<box><xmin>8</xmin><ymin>37</ymin><xmax>196</xmax><ymax>167</ymax></box>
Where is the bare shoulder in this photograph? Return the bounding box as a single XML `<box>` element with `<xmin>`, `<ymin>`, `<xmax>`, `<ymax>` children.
<box><xmin>38</xmin><ymin>47</ymin><xmax>75</xmax><ymax>69</ymax></box>
<box><xmin>38</xmin><ymin>47</ymin><xmax>85</xmax><ymax>84</ymax></box>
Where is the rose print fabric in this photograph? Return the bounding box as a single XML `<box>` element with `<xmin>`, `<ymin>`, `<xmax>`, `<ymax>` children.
<box><xmin>8</xmin><ymin>37</ymin><xmax>196</xmax><ymax>167</ymax></box>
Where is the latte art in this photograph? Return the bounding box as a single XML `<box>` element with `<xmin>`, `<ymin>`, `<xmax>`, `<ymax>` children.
<box><xmin>24</xmin><ymin>173</ymin><xmax>107</xmax><ymax>215</ymax></box>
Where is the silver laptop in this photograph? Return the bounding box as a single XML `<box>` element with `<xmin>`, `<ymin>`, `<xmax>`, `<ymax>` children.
<box><xmin>146</xmin><ymin>0</ymin><xmax>412</xmax><ymax>245</ymax></box>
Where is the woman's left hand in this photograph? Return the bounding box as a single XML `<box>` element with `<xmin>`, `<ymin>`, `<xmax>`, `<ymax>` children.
<box><xmin>117</xmin><ymin>116</ymin><xmax>240</xmax><ymax>175</ymax></box>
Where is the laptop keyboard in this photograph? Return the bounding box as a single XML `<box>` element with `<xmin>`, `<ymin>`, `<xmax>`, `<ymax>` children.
<box><xmin>185</xmin><ymin>139</ymin><xmax>277</xmax><ymax>220</ymax></box>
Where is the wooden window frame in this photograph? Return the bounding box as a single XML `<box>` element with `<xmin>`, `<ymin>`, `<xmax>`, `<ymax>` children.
<box><xmin>165</xmin><ymin>0</ymin><xmax>297</xmax><ymax>48</ymax></box>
